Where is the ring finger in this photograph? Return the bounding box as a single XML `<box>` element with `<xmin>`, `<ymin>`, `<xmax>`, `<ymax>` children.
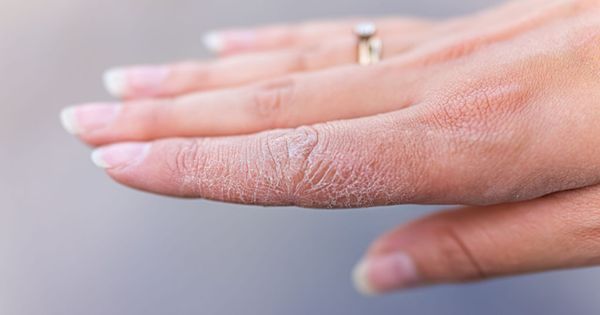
<box><xmin>104</xmin><ymin>0</ymin><xmax>552</xmax><ymax>99</ymax></box>
<box><xmin>104</xmin><ymin>35</ymin><xmax>419</xmax><ymax>99</ymax></box>
<box><xmin>203</xmin><ymin>0</ymin><xmax>545</xmax><ymax>56</ymax></box>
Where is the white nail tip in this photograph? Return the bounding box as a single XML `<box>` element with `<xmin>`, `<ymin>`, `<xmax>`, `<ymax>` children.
<box><xmin>60</xmin><ymin>107</ymin><xmax>80</xmax><ymax>135</ymax></box>
<box><xmin>103</xmin><ymin>68</ymin><xmax>127</xmax><ymax>97</ymax></box>
<box><xmin>202</xmin><ymin>32</ymin><xmax>223</xmax><ymax>53</ymax></box>
<box><xmin>352</xmin><ymin>260</ymin><xmax>378</xmax><ymax>296</ymax></box>
<box><xmin>91</xmin><ymin>149</ymin><xmax>109</xmax><ymax>169</ymax></box>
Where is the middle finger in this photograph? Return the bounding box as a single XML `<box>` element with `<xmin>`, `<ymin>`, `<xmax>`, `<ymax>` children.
<box><xmin>65</xmin><ymin>62</ymin><xmax>427</xmax><ymax>146</ymax></box>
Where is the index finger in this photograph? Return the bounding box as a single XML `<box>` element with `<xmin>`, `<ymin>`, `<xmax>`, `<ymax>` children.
<box><xmin>88</xmin><ymin>99</ymin><xmax>592</xmax><ymax>208</ymax></box>
<box><xmin>90</xmin><ymin>112</ymin><xmax>432</xmax><ymax>208</ymax></box>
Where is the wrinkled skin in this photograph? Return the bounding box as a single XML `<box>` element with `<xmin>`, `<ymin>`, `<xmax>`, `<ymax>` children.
<box><xmin>62</xmin><ymin>0</ymin><xmax>600</xmax><ymax>295</ymax></box>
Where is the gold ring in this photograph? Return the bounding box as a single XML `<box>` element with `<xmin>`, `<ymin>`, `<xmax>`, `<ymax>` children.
<box><xmin>355</xmin><ymin>22</ymin><xmax>382</xmax><ymax>66</ymax></box>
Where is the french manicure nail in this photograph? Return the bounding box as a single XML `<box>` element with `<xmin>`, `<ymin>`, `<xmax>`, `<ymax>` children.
<box><xmin>203</xmin><ymin>30</ymin><xmax>256</xmax><ymax>53</ymax></box>
<box><xmin>60</xmin><ymin>103</ymin><xmax>120</xmax><ymax>135</ymax></box>
<box><xmin>103</xmin><ymin>66</ymin><xmax>170</xmax><ymax>98</ymax></box>
<box><xmin>352</xmin><ymin>253</ymin><xmax>419</xmax><ymax>296</ymax></box>
<box><xmin>103</xmin><ymin>68</ymin><xmax>128</xmax><ymax>98</ymax></box>
<box><xmin>91</xmin><ymin>143</ymin><xmax>150</xmax><ymax>169</ymax></box>
<box><xmin>203</xmin><ymin>31</ymin><xmax>224</xmax><ymax>53</ymax></box>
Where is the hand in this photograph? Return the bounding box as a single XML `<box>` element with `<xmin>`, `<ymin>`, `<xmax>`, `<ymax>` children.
<box><xmin>61</xmin><ymin>0</ymin><xmax>600</xmax><ymax>295</ymax></box>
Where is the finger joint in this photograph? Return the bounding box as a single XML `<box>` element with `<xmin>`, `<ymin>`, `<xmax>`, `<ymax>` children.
<box><xmin>250</xmin><ymin>77</ymin><xmax>297</xmax><ymax>128</ymax></box>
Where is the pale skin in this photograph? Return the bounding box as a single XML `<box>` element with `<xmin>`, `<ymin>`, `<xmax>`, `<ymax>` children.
<box><xmin>60</xmin><ymin>0</ymin><xmax>600</xmax><ymax>295</ymax></box>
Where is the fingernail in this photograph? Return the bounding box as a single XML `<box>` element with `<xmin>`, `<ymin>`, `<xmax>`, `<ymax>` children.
<box><xmin>103</xmin><ymin>66</ymin><xmax>170</xmax><ymax>98</ymax></box>
<box><xmin>352</xmin><ymin>253</ymin><xmax>419</xmax><ymax>296</ymax></box>
<box><xmin>103</xmin><ymin>68</ymin><xmax>128</xmax><ymax>97</ymax></box>
<box><xmin>203</xmin><ymin>30</ymin><xmax>256</xmax><ymax>53</ymax></box>
<box><xmin>60</xmin><ymin>103</ymin><xmax>120</xmax><ymax>135</ymax></box>
<box><xmin>202</xmin><ymin>31</ymin><xmax>224</xmax><ymax>53</ymax></box>
<box><xmin>91</xmin><ymin>143</ymin><xmax>150</xmax><ymax>169</ymax></box>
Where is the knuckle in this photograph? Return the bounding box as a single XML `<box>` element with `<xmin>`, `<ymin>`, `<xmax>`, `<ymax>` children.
<box><xmin>249</xmin><ymin>77</ymin><xmax>297</xmax><ymax>127</ymax></box>
<box><xmin>292</xmin><ymin>43</ymin><xmax>337</xmax><ymax>71</ymax></box>
<box><xmin>124</xmin><ymin>99</ymin><xmax>171</xmax><ymax>139</ymax></box>
<box><xmin>293</xmin><ymin>49</ymin><xmax>317</xmax><ymax>71</ymax></box>
<box><xmin>426</xmin><ymin>81</ymin><xmax>529</xmax><ymax>138</ymax></box>
<box><xmin>257</xmin><ymin>126</ymin><xmax>325</xmax><ymax>205</ymax></box>
<box><xmin>421</xmin><ymin>80</ymin><xmax>534</xmax><ymax>198</ymax></box>
<box><xmin>416</xmin><ymin>220</ymin><xmax>489</xmax><ymax>281</ymax></box>
<box><xmin>258</xmin><ymin>122</ymin><xmax>408</xmax><ymax>208</ymax></box>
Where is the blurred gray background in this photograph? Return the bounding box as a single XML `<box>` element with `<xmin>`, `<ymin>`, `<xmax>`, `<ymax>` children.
<box><xmin>2</xmin><ymin>0</ymin><xmax>600</xmax><ymax>314</ymax></box>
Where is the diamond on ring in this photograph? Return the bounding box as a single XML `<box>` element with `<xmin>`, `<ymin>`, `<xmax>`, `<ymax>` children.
<box><xmin>354</xmin><ymin>22</ymin><xmax>377</xmax><ymax>38</ymax></box>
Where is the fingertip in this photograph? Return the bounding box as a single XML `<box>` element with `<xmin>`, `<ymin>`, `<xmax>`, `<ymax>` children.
<box><xmin>60</xmin><ymin>103</ymin><xmax>121</xmax><ymax>139</ymax></box>
<box><xmin>352</xmin><ymin>260</ymin><xmax>380</xmax><ymax>296</ymax></box>
<box><xmin>203</xmin><ymin>29</ymin><xmax>257</xmax><ymax>55</ymax></box>
<box><xmin>90</xmin><ymin>143</ymin><xmax>151</xmax><ymax>170</ymax></box>
<box><xmin>352</xmin><ymin>253</ymin><xmax>419</xmax><ymax>295</ymax></box>
<box><xmin>60</xmin><ymin>106</ymin><xmax>80</xmax><ymax>135</ymax></box>
<box><xmin>103</xmin><ymin>68</ymin><xmax>127</xmax><ymax>98</ymax></box>
<box><xmin>91</xmin><ymin>148</ymin><xmax>110</xmax><ymax>169</ymax></box>
<box><xmin>203</xmin><ymin>31</ymin><xmax>224</xmax><ymax>53</ymax></box>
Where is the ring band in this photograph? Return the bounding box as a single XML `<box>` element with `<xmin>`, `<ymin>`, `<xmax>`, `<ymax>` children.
<box><xmin>355</xmin><ymin>23</ymin><xmax>382</xmax><ymax>65</ymax></box>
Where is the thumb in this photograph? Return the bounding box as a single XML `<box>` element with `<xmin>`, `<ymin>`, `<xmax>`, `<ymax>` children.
<box><xmin>352</xmin><ymin>186</ymin><xmax>600</xmax><ymax>295</ymax></box>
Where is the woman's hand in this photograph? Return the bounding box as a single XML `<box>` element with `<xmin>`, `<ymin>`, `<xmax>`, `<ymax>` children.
<box><xmin>61</xmin><ymin>0</ymin><xmax>600</xmax><ymax>295</ymax></box>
